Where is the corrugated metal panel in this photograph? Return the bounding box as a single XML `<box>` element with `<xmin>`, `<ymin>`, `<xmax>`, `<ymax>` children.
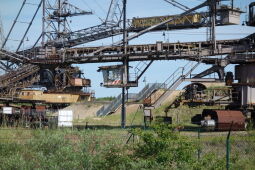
<box><xmin>202</xmin><ymin>109</ymin><xmax>245</xmax><ymax>131</ymax></box>
<box><xmin>215</xmin><ymin>110</ymin><xmax>245</xmax><ymax>131</ymax></box>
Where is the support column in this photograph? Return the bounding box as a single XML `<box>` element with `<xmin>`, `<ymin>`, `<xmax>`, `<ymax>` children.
<box><xmin>121</xmin><ymin>0</ymin><xmax>128</xmax><ymax>128</ymax></box>
<box><xmin>209</xmin><ymin>0</ymin><xmax>217</xmax><ymax>52</ymax></box>
<box><xmin>42</xmin><ymin>0</ymin><xmax>46</xmax><ymax>46</ymax></box>
<box><xmin>121</xmin><ymin>87</ymin><xmax>126</xmax><ymax>128</ymax></box>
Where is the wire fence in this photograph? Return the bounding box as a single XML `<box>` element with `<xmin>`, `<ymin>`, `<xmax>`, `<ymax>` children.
<box><xmin>125</xmin><ymin>126</ymin><xmax>255</xmax><ymax>169</ymax></box>
<box><xmin>201</xmin><ymin>130</ymin><xmax>255</xmax><ymax>169</ymax></box>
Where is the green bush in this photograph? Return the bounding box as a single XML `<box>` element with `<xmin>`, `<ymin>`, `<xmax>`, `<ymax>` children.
<box><xmin>0</xmin><ymin>128</ymin><xmax>253</xmax><ymax>169</ymax></box>
<box><xmin>132</xmin><ymin>124</ymin><xmax>197</xmax><ymax>168</ymax></box>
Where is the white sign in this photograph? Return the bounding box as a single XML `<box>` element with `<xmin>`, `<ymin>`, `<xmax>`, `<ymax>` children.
<box><xmin>3</xmin><ymin>107</ymin><xmax>13</xmax><ymax>114</ymax></box>
<box><xmin>58</xmin><ymin>110</ymin><xmax>73</xmax><ymax>127</ymax></box>
<box><xmin>144</xmin><ymin>109</ymin><xmax>151</xmax><ymax>117</ymax></box>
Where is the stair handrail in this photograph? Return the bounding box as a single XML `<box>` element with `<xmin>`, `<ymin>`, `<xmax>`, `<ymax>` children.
<box><xmin>136</xmin><ymin>83</ymin><xmax>163</xmax><ymax>101</ymax></box>
<box><xmin>152</xmin><ymin>61</ymin><xmax>200</xmax><ymax>106</ymax></box>
<box><xmin>97</xmin><ymin>83</ymin><xmax>163</xmax><ymax>116</ymax></box>
<box><xmin>97</xmin><ymin>62</ymin><xmax>199</xmax><ymax>116</ymax></box>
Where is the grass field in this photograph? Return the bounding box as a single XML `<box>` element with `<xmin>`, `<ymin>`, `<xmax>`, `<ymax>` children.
<box><xmin>0</xmin><ymin>126</ymin><xmax>254</xmax><ymax>169</ymax></box>
<box><xmin>0</xmin><ymin>105</ymin><xmax>254</xmax><ymax>169</ymax></box>
<box><xmin>74</xmin><ymin>104</ymin><xmax>224</xmax><ymax>128</ymax></box>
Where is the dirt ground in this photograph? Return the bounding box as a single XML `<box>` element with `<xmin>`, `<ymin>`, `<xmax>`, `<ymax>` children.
<box><xmin>57</xmin><ymin>90</ymin><xmax>184</xmax><ymax>121</ymax></box>
<box><xmin>115</xmin><ymin>104</ymin><xmax>142</xmax><ymax>115</ymax></box>
<box><xmin>58</xmin><ymin>102</ymin><xmax>106</xmax><ymax>120</ymax></box>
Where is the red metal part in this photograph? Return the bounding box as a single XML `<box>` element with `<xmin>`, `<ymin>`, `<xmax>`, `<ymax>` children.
<box><xmin>20</xmin><ymin>105</ymin><xmax>32</xmax><ymax>115</ymax></box>
<box><xmin>202</xmin><ymin>109</ymin><xmax>246</xmax><ymax>131</ymax></box>
<box><xmin>35</xmin><ymin>105</ymin><xmax>46</xmax><ymax>113</ymax></box>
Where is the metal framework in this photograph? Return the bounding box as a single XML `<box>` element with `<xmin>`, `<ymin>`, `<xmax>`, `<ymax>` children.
<box><xmin>0</xmin><ymin>0</ymin><xmax>45</xmax><ymax>71</ymax></box>
<box><xmin>42</xmin><ymin>0</ymin><xmax>92</xmax><ymax>46</ymax></box>
<box><xmin>0</xmin><ymin>0</ymin><xmax>254</xmax><ymax>129</ymax></box>
<box><xmin>0</xmin><ymin>0</ymin><xmax>254</xmax><ymax>105</ymax></box>
<box><xmin>27</xmin><ymin>36</ymin><xmax>254</xmax><ymax>64</ymax></box>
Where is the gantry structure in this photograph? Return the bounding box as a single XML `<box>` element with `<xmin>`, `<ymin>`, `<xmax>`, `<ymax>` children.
<box><xmin>0</xmin><ymin>0</ymin><xmax>254</xmax><ymax>127</ymax></box>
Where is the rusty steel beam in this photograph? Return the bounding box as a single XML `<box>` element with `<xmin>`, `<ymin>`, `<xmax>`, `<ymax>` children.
<box><xmin>27</xmin><ymin>34</ymin><xmax>254</xmax><ymax>65</ymax></box>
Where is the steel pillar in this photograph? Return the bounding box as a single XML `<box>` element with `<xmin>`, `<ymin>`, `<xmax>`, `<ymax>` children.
<box><xmin>209</xmin><ymin>0</ymin><xmax>217</xmax><ymax>52</ymax></box>
<box><xmin>121</xmin><ymin>0</ymin><xmax>127</xmax><ymax>128</ymax></box>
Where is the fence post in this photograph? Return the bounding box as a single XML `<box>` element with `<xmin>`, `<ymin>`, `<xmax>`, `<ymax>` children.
<box><xmin>226</xmin><ymin>137</ymin><xmax>230</xmax><ymax>170</ymax></box>
<box><xmin>226</xmin><ymin>122</ymin><xmax>233</xmax><ymax>170</ymax></box>
<box><xmin>197</xmin><ymin>128</ymin><xmax>201</xmax><ymax>160</ymax></box>
<box><xmin>85</xmin><ymin>122</ymin><xmax>88</xmax><ymax>129</ymax></box>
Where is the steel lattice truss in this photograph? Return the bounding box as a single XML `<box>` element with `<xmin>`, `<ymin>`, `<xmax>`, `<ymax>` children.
<box><xmin>0</xmin><ymin>0</ymin><xmax>254</xmax><ymax>97</ymax></box>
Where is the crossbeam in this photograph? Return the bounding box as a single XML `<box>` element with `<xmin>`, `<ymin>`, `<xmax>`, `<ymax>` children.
<box><xmin>28</xmin><ymin>34</ymin><xmax>254</xmax><ymax>65</ymax></box>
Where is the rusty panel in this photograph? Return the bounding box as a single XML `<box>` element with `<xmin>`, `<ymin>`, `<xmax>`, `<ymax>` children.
<box><xmin>143</xmin><ymin>98</ymin><xmax>152</xmax><ymax>106</ymax></box>
<box><xmin>35</xmin><ymin>105</ymin><xmax>46</xmax><ymax>112</ymax></box>
<box><xmin>202</xmin><ymin>109</ymin><xmax>245</xmax><ymax>131</ymax></box>
<box><xmin>215</xmin><ymin>110</ymin><xmax>245</xmax><ymax>131</ymax></box>
<box><xmin>70</xmin><ymin>78</ymin><xmax>83</xmax><ymax>86</ymax></box>
<box><xmin>82</xmin><ymin>79</ymin><xmax>91</xmax><ymax>86</ymax></box>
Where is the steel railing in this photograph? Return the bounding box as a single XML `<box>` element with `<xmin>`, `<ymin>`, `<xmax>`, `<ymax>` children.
<box><xmin>153</xmin><ymin>61</ymin><xmax>200</xmax><ymax>107</ymax></box>
<box><xmin>97</xmin><ymin>61</ymin><xmax>200</xmax><ymax>116</ymax></box>
<box><xmin>96</xmin><ymin>83</ymin><xmax>164</xmax><ymax>116</ymax></box>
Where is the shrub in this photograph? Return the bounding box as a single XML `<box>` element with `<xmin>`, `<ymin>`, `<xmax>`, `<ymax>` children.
<box><xmin>132</xmin><ymin>124</ymin><xmax>197</xmax><ymax>168</ymax></box>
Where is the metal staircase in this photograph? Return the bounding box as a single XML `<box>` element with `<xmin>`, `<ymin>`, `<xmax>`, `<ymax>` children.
<box><xmin>96</xmin><ymin>83</ymin><xmax>164</xmax><ymax>116</ymax></box>
<box><xmin>133</xmin><ymin>61</ymin><xmax>153</xmax><ymax>82</ymax></box>
<box><xmin>96</xmin><ymin>94</ymin><xmax>122</xmax><ymax>117</ymax></box>
<box><xmin>135</xmin><ymin>83</ymin><xmax>163</xmax><ymax>101</ymax></box>
<box><xmin>152</xmin><ymin>61</ymin><xmax>200</xmax><ymax>108</ymax></box>
<box><xmin>96</xmin><ymin>61</ymin><xmax>199</xmax><ymax>116</ymax></box>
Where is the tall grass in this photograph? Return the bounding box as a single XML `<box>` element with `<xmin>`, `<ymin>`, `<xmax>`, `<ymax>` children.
<box><xmin>0</xmin><ymin>127</ymin><xmax>254</xmax><ymax>169</ymax></box>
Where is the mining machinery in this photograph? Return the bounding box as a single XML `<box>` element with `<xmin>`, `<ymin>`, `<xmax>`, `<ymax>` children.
<box><xmin>0</xmin><ymin>0</ymin><xmax>254</xmax><ymax>128</ymax></box>
<box><xmin>0</xmin><ymin>0</ymin><xmax>243</xmax><ymax>98</ymax></box>
<box><xmin>0</xmin><ymin>0</ymin><xmax>94</xmax><ymax>102</ymax></box>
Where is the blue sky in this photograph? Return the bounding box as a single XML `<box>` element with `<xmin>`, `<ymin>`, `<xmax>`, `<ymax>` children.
<box><xmin>0</xmin><ymin>0</ymin><xmax>254</xmax><ymax>97</ymax></box>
